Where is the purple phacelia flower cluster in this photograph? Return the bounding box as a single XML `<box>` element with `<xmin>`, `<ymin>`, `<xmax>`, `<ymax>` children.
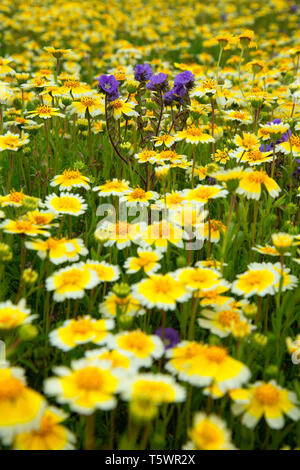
<box><xmin>146</xmin><ymin>72</ymin><xmax>168</xmax><ymax>91</ymax></box>
<box><xmin>134</xmin><ymin>63</ymin><xmax>153</xmax><ymax>82</ymax></box>
<box><xmin>98</xmin><ymin>74</ymin><xmax>119</xmax><ymax>100</ymax></box>
<box><xmin>259</xmin><ymin>118</ymin><xmax>292</xmax><ymax>152</ymax></box>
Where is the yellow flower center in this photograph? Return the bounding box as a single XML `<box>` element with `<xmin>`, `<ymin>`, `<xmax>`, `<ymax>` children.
<box><xmin>75</xmin><ymin>367</ymin><xmax>104</xmax><ymax>390</ymax></box>
<box><xmin>0</xmin><ymin>376</ymin><xmax>23</xmax><ymax>399</ymax></box>
<box><xmin>130</xmin><ymin>188</ymin><xmax>146</xmax><ymax>199</ymax></box>
<box><xmin>15</xmin><ymin>220</ymin><xmax>34</xmax><ymax>231</ymax></box>
<box><xmin>7</xmin><ymin>190</ymin><xmax>25</xmax><ymax>203</ymax></box>
<box><xmin>186</xmin><ymin>127</ymin><xmax>203</xmax><ymax>137</ymax></box>
<box><xmin>36</xmin><ymin>105</ymin><xmax>52</xmax><ymax>115</ymax></box>
<box><xmin>3</xmin><ymin>135</ymin><xmax>20</xmax><ymax>147</ymax></box>
<box><xmin>123</xmin><ymin>332</ymin><xmax>149</xmax><ymax>351</ymax></box>
<box><xmin>55</xmin><ymin>196</ymin><xmax>80</xmax><ymax>211</ymax></box>
<box><xmin>115</xmin><ymin>222</ymin><xmax>130</xmax><ymax>236</ymax></box>
<box><xmin>81</xmin><ymin>97</ymin><xmax>95</xmax><ymax>107</ymax></box>
<box><xmin>291</xmin><ymin>136</ymin><xmax>300</xmax><ymax>147</ymax></box>
<box><xmin>218</xmin><ymin>310</ymin><xmax>239</xmax><ymax>326</ymax></box>
<box><xmin>62</xmin><ymin>169</ymin><xmax>81</xmax><ymax>180</ymax></box>
<box><xmin>64</xmin><ymin>79</ymin><xmax>80</xmax><ymax>88</ymax></box>
<box><xmin>71</xmin><ymin>319</ymin><xmax>92</xmax><ymax>334</ymax></box>
<box><xmin>231</xmin><ymin>111</ymin><xmax>246</xmax><ymax>120</ymax></box>
<box><xmin>255</xmin><ymin>384</ymin><xmax>280</xmax><ymax>405</ymax></box>
<box><xmin>202</xmin><ymin>79</ymin><xmax>217</xmax><ymax>90</ymax></box>
<box><xmin>159</xmin><ymin>150</ymin><xmax>177</xmax><ymax>160</ymax></box>
<box><xmin>204</xmin><ymin>346</ymin><xmax>227</xmax><ymax>363</ymax></box>
<box><xmin>111</xmin><ymin>99</ymin><xmax>123</xmax><ymax>109</ymax></box>
<box><xmin>193</xmin><ymin>422</ymin><xmax>222</xmax><ymax>449</ymax></box>
<box><xmin>247</xmin><ymin>150</ymin><xmax>263</xmax><ymax>161</ymax></box>
<box><xmin>60</xmin><ymin>270</ymin><xmax>84</xmax><ymax>286</ymax></box>
<box><xmin>247</xmin><ymin>171</ymin><xmax>267</xmax><ymax>184</ymax></box>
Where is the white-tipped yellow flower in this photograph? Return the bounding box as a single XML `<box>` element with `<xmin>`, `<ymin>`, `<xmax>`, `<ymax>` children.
<box><xmin>109</xmin><ymin>330</ymin><xmax>164</xmax><ymax>367</ymax></box>
<box><xmin>0</xmin><ymin>299</ymin><xmax>37</xmax><ymax>330</ymax></box>
<box><xmin>45</xmin><ymin>193</ymin><xmax>87</xmax><ymax>216</ymax></box>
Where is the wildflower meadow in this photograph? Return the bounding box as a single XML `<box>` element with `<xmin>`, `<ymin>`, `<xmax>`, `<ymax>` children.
<box><xmin>1</xmin><ymin>0</ymin><xmax>300</xmax><ymax>452</ymax></box>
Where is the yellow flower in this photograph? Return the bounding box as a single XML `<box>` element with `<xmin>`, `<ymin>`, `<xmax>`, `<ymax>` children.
<box><xmin>110</xmin><ymin>98</ymin><xmax>138</xmax><ymax>119</ymax></box>
<box><xmin>110</xmin><ymin>330</ymin><xmax>164</xmax><ymax>367</ymax></box>
<box><xmin>85</xmin><ymin>347</ymin><xmax>138</xmax><ymax>374</ymax></box>
<box><xmin>138</xmin><ymin>220</ymin><xmax>186</xmax><ymax>251</ymax></box>
<box><xmin>175</xmin><ymin>126</ymin><xmax>215</xmax><ymax>144</ymax></box>
<box><xmin>0</xmin><ymin>189</ymin><xmax>29</xmax><ymax>207</ymax></box>
<box><xmin>121</xmin><ymin>373</ymin><xmax>186</xmax><ymax>404</ymax></box>
<box><xmin>175</xmin><ymin>267</ymin><xmax>226</xmax><ymax>292</ymax></box>
<box><xmin>252</xmin><ymin>245</ymin><xmax>281</xmax><ymax>256</ymax></box>
<box><xmin>232</xmin><ymin>149</ymin><xmax>273</xmax><ymax>166</ymax></box>
<box><xmin>1</xmin><ymin>218</ymin><xmax>50</xmax><ymax>237</ymax></box>
<box><xmin>27</xmin><ymin>105</ymin><xmax>64</xmax><ymax>119</ymax></box>
<box><xmin>99</xmin><ymin>291</ymin><xmax>145</xmax><ymax>318</ymax></box>
<box><xmin>120</xmin><ymin>187</ymin><xmax>158</xmax><ymax>207</ymax></box>
<box><xmin>196</xmin><ymin>286</ymin><xmax>232</xmax><ymax>307</ymax></box>
<box><xmin>44</xmin><ymin>47</ymin><xmax>71</xmax><ymax>59</ymax></box>
<box><xmin>0</xmin><ymin>132</ymin><xmax>29</xmax><ymax>151</ymax></box>
<box><xmin>234</xmin><ymin>133</ymin><xmax>260</xmax><ymax>151</ymax></box>
<box><xmin>93</xmin><ymin>178</ymin><xmax>131</xmax><ymax>196</ymax></box>
<box><xmin>272</xmin><ymin>232</ymin><xmax>294</xmax><ymax>253</ymax></box>
<box><xmin>231</xmin><ymin>381</ymin><xmax>300</xmax><ymax>429</ymax></box>
<box><xmin>46</xmin><ymin>262</ymin><xmax>100</xmax><ymax>301</ymax></box>
<box><xmin>0</xmin><ymin>299</ymin><xmax>37</xmax><ymax>330</ymax></box>
<box><xmin>132</xmin><ymin>273</ymin><xmax>191</xmax><ymax>310</ymax></box>
<box><xmin>49</xmin><ymin>316</ymin><xmax>114</xmax><ymax>351</ymax></box>
<box><xmin>166</xmin><ymin>342</ymin><xmax>250</xmax><ymax>391</ymax></box>
<box><xmin>184</xmin><ymin>413</ymin><xmax>236</xmax><ymax>450</ymax></box>
<box><xmin>25</xmin><ymin>237</ymin><xmax>88</xmax><ymax>264</ymax></box>
<box><xmin>13</xmin><ymin>407</ymin><xmax>76</xmax><ymax>450</ymax></box>
<box><xmin>45</xmin><ymin>193</ymin><xmax>87</xmax><ymax>216</ymax></box>
<box><xmin>0</xmin><ymin>57</ymin><xmax>15</xmax><ymax>76</ymax></box>
<box><xmin>44</xmin><ymin>359</ymin><xmax>120</xmax><ymax>414</ymax></box>
<box><xmin>71</xmin><ymin>93</ymin><xmax>104</xmax><ymax>118</ymax></box>
<box><xmin>84</xmin><ymin>260</ymin><xmax>120</xmax><ymax>282</ymax></box>
<box><xmin>236</xmin><ymin>169</ymin><xmax>280</xmax><ymax>200</ymax></box>
<box><xmin>191</xmin><ymin>79</ymin><xmax>218</xmax><ymax>98</ymax></box>
<box><xmin>152</xmin><ymin>134</ymin><xmax>175</xmax><ymax>148</ymax></box>
<box><xmin>214</xmin><ymin>149</ymin><xmax>229</xmax><ymax>164</ymax></box>
<box><xmin>95</xmin><ymin>221</ymin><xmax>142</xmax><ymax>250</ymax></box>
<box><xmin>134</xmin><ymin>149</ymin><xmax>158</xmax><ymax>164</ymax></box>
<box><xmin>232</xmin><ymin>262</ymin><xmax>280</xmax><ymax>298</ymax></box>
<box><xmin>59</xmin><ymin>78</ymin><xmax>90</xmax><ymax>97</ymax></box>
<box><xmin>280</xmin><ymin>135</ymin><xmax>300</xmax><ymax>157</ymax></box>
<box><xmin>224</xmin><ymin>110</ymin><xmax>252</xmax><ymax>124</ymax></box>
<box><xmin>0</xmin><ymin>366</ymin><xmax>46</xmax><ymax>445</ymax></box>
<box><xmin>124</xmin><ymin>248</ymin><xmax>161</xmax><ymax>274</ymax></box>
<box><xmin>184</xmin><ymin>184</ymin><xmax>228</xmax><ymax>204</ymax></box>
<box><xmin>198</xmin><ymin>305</ymin><xmax>245</xmax><ymax>338</ymax></box>
<box><xmin>50</xmin><ymin>169</ymin><xmax>90</xmax><ymax>191</ymax></box>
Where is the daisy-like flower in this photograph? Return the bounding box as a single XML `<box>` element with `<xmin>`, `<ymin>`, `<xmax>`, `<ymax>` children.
<box><xmin>59</xmin><ymin>78</ymin><xmax>90</xmax><ymax>98</ymax></box>
<box><xmin>272</xmin><ymin>232</ymin><xmax>295</xmax><ymax>254</ymax></box>
<box><xmin>50</xmin><ymin>169</ymin><xmax>90</xmax><ymax>191</ymax></box>
<box><xmin>27</xmin><ymin>105</ymin><xmax>64</xmax><ymax>119</ymax></box>
<box><xmin>234</xmin><ymin>133</ymin><xmax>260</xmax><ymax>151</ymax></box>
<box><xmin>45</xmin><ymin>193</ymin><xmax>87</xmax><ymax>216</ymax></box>
<box><xmin>13</xmin><ymin>407</ymin><xmax>76</xmax><ymax>450</ymax></box>
<box><xmin>0</xmin><ymin>299</ymin><xmax>37</xmax><ymax>330</ymax></box>
<box><xmin>198</xmin><ymin>305</ymin><xmax>250</xmax><ymax>338</ymax></box>
<box><xmin>273</xmin><ymin>263</ymin><xmax>298</xmax><ymax>292</ymax></box>
<box><xmin>84</xmin><ymin>260</ymin><xmax>120</xmax><ymax>283</ymax></box>
<box><xmin>184</xmin><ymin>184</ymin><xmax>228</xmax><ymax>204</ymax></box>
<box><xmin>93</xmin><ymin>179</ymin><xmax>131</xmax><ymax>196</ymax></box>
<box><xmin>124</xmin><ymin>248</ymin><xmax>162</xmax><ymax>275</ymax></box>
<box><xmin>152</xmin><ymin>134</ymin><xmax>175</xmax><ymax>148</ymax></box>
<box><xmin>109</xmin><ymin>330</ymin><xmax>164</xmax><ymax>367</ymax></box>
<box><xmin>45</xmin><ymin>262</ymin><xmax>99</xmax><ymax>302</ymax></box>
<box><xmin>0</xmin><ymin>189</ymin><xmax>38</xmax><ymax>207</ymax></box>
<box><xmin>0</xmin><ymin>57</ymin><xmax>15</xmax><ymax>76</ymax></box>
<box><xmin>232</xmin><ymin>262</ymin><xmax>280</xmax><ymax>298</ymax></box>
<box><xmin>85</xmin><ymin>348</ymin><xmax>138</xmax><ymax>374</ymax></box>
<box><xmin>196</xmin><ymin>286</ymin><xmax>233</xmax><ymax>308</ymax></box>
<box><xmin>120</xmin><ymin>373</ymin><xmax>186</xmax><ymax>405</ymax></box>
<box><xmin>202</xmin><ymin>219</ymin><xmax>226</xmax><ymax>243</ymax></box>
<box><xmin>280</xmin><ymin>135</ymin><xmax>300</xmax><ymax>157</ymax></box>
<box><xmin>0</xmin><ymin>132</ymin><xmax>29</xmax><ymax>151</ymax></box>
<box><xmin>134</xmin><ymin>149</ymin><xmax>158</xmax><ymax>164</ymax></box>
<box><xmin>175</xmin><ymin>126</ymin><xmax>215</xmax><ymax>145</ymax></box>
<box><xmin>191</xmin><ymin>78</ymin><xmax>218</xmax><ymax>98</ymax></box>
<box><xmin>232</xmin><ymin>149</ymin><xmax>273</xmax><ymax>166</ymax></box>
<box><xmin>110</xmin><ymin>98</ymin><xmax>138</xmax><ymax>119</ymax></box>
<box><xmin>49</xmin><ymin>316</ymin><xmax>114</xmax><ymax>351</ymax></box>
<box><xmin>0</xmin><ymin>366</ymin><xmax>46</xmax><ymax>445</ymax></box>
<box><xmin>183</xmin><ymin>413</ymin><xmax>236</xmax><ymax>450</ymax></box>
<box><xmin>166</xmin><ymin>341</ymin><xmax>250</xmax><ymax>391</ymax></box>
<box><xmin>138</xmin><ymin>220</ymin><xmax>186</xmax><ymax>252</ymax></box>
<box><xmin>99</xmin><ymin>290</ymin><xmax>145</xmax><ymax>318</ymax></box>
<box><xmin>236</xmin><ymin>169</ymin><xmax>280</xmax><ymax>200</ymax></box>
<box><xmin>175</xmin><ymin>267</ymin><xmax>227</xmax><ymax>292</ymax></box>
<box><xmin>252</xmin><ymin>245</ymin><xmax>281</xmax><ymax>257</ymax></box>
<box><xmin>95</xmin><ymin>221</ymin><xmax>143</xmax><ymax>250</ymax></box>
<box><xmin>1</xmin><ymin>218</ymin><xmax>50</xmax><ymax>237</ymax></box>
<box><xmin>44</xmin><ymin>359</ymin><xmax>121</xmax><ymax>415</ymax></box>
<box><xmin>132</xmin><ymin>273</ymin><xmax>191</xmax><ymax>311</ymax></box>
<box><xmin>223</xmin><ymin>110</ymin><xmax>252</xmax><ymax>124</ymax></box>
<box><xmin>26</xmin><ymin>210</ymin><xmax>57</xmax><ymax>229</ymax></box>
<box><xmin>156</xmin><ymin>191</ymin><xmax>185</xmax><ymax>210</ymax></box>
<box><xmin>71</xmin><ymin>93</ymin><xmax>104</xmax><ymax>118</ymax></box>
<box><xmin>259</xmin><ymin>122</ymin><xmax>290</xmax><ymax>141</ymax></box>
<box><xmin>120</xmin><ymin>187</ymin><xmax>158</xmax><ymax>207</ymax></box>
<box><xmin>231</xmin><ymin>381</ymin><xmax>300</xmax><ymax>429</ymax></box>
<box><xmin>44</xmin><ymin>47</ymin><xmax>71</xmax><ymax>59</ymax></box>
<box><xmin>25</xmin><ymin>237</ymin><xmax>88</xmax><ymax>265</ymax></box>
<box><xmin>214</xmin><ymin>149</ymin><xmax>230</xmax><ymax>164</ymax></box>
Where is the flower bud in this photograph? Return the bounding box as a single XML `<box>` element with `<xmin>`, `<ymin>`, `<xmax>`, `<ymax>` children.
<box><xmin>22</xmin><ymin>268</ymin><xmax>38</xmax><ymax>284</ymax></box>
<box><xmin>112</xmin><ymin>282</ymin><xmax>131</xmax><ymax>298</ymax></box>
<box><xmin>0</xmin><ymin>243</ymin><xmax>12</xmax><ymax>262</ymax></box>
<box><xmin>18</xmin><ymin>324</ymin><xmax>38</xmax><ymax>341</ymax></box>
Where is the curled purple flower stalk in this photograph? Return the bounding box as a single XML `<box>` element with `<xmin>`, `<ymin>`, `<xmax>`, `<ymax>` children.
<box><xmin>155</xmin><ymin>327</ymin><xmax>180</xmax><ymax>350</ymax></box>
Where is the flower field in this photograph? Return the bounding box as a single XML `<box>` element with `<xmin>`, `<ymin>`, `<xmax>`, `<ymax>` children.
<box><xmin>0</xmin><ymin>0</ymin><xmax>300</xmax><ymax>451</ymax></box>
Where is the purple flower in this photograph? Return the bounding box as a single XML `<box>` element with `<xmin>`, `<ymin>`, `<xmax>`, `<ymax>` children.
<box><xmin>134</xmin><ymin>63</ymin><xmax>153</xmax><ymax>82</ymax></box>
<box><xmin>163</xmin><ymin>89</ymin><xmax>176</xmax><ymax>105</ymax></box>
<box><xmin>155</xmin><ymin>327</ymin><xmax>180</xmax><ymax>350</ymax></box>
<box><xmin>98</xmin><ymin>75</ymin><xmax>119</xmax><ymax>95</ymax></box>
<box><xmin>173</xmin><ymin>83</ymin><xmax>187</xmax><ymax>98</ymax></box>
<box><xmin>174</xmin><ymin>70</ymin><xmax>195</xmax><ymax>89</ymax></box>
<box><xmin>146</xmin><ymin>73</ymin><xmax>168</xmax><ymax>91</ymax></box>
